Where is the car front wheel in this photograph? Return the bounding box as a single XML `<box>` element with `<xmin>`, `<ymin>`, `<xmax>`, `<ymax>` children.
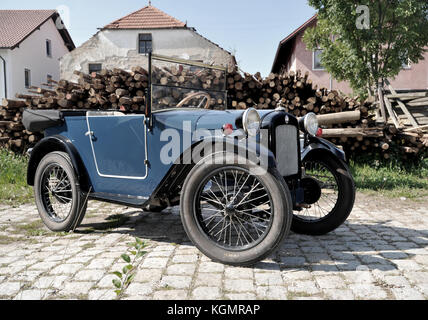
<box><xmin>180</xmin><ymin>154</ymin><xmax>292</xmax><ymax>267</ymax></box>
<box><xmin>34</xmin><ymin>151</ymin><xmax>87</xmax><ymax>232</ymax></box>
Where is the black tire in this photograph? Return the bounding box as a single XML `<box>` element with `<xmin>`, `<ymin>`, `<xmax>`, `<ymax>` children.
<box><xmin>180</xmin><ymin>153</ymin><xmax>292</xmax><ymax>267</ymax></box>
<box><xmin>292</xmin><ymin>153</ymin><xmax>356</xmax><ymax>236</ymax></box>
<box><xmin>34</xmin><ymin>151</ymin><xmax>87</xmax><ymax>232</ymax></box>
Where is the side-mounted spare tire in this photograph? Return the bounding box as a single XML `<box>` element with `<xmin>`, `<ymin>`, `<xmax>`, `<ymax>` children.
<box><xmin>180</xmin><ymin>153</ymin><xmax>293</xmax><ymax>267</ymax></box>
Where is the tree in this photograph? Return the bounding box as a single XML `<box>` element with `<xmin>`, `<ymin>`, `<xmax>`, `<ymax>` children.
<box><xmin>303</xmin><ymin>0</ymin><xmax>428</xmax><ymax>97</ymax></box>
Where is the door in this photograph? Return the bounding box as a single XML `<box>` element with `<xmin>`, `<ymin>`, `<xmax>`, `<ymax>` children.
<box><xmin>86</xmin><ymin>113</ymin><xmax>148</xmax><ymax>180</ymax></box>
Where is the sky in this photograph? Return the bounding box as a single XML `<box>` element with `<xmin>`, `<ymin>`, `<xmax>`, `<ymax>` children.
<box><xmin>1</xmin><ymin>0</ymin><xmax>316</xmax><ymax>76</ymax></box>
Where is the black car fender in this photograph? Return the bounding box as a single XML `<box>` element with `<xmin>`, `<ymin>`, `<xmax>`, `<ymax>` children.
<box><xmin>302</xmin><ymin>136</ymin><xmax>347</xmax><ymax>163</ymax></box>
<box><xmin>27</xmin><ymin>135</ymin><xmax>91</xmax><ymax>191</ymax></box>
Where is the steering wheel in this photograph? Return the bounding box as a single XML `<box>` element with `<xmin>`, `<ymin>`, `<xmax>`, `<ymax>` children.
<box><xmin>177</xmin><ymin>92</ymin><xmax>212</xmax><ymax>109</ymax></box>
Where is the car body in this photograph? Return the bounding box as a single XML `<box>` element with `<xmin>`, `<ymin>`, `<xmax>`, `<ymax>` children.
<box><xmin>23</xmin><ymin>54</ymin><xmax>355</xmax><ymax>266</ymax></box>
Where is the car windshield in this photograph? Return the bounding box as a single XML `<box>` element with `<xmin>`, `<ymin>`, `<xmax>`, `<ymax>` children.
<box><xmin>151</xmin><ymin>55</ymin><xmax>227</xmax><ymax>112</ymax></box>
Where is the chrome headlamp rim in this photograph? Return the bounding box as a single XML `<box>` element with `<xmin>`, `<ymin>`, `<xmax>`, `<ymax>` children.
<box><xmin>303</xmin><ymin>112</ymin><xmax>319</xmax><ymax>137</ymax></box>
<box><xmin>242</xmin><ymin>108</ymin><xmax>261</xmax><ymax>137</ymax></box>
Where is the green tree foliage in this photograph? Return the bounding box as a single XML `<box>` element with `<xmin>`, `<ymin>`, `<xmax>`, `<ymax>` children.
<box><xmin>303</xmin><ymin>0</ymin><xmax>428</xmax><ymax>96</ymax></box>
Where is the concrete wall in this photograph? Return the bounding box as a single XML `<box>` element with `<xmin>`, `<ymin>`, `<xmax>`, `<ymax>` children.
<box><xmin>286</xmin><ymin>30</ymin><xmax>428</xmax><ymax>95</ymax></box>
<box><xmin>60</xmin><ymin>28</ymin><xmax>235</xmax><ymax>82</ymax></box>
<box><xmin>0</xmin><ymin>18</ymin><xmax>69</xmax><ymax>100</ymax></box>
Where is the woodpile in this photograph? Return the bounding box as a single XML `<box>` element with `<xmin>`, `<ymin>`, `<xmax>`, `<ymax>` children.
<box><xmin>0</xmin><ymin>63</ymin><xmax>426</xmax><ymax>160</ymax></box>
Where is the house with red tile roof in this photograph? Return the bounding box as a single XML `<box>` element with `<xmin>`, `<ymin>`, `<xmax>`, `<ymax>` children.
<box><xmin>272</xmin><ymin>15</ymin><xmax>428</xmax><ymax>94</ymax></box>
<box><xmin>0</xmin><ymin>10</ymin><xmax>75</xmax><ymax>100</ymax></box>
<box><xmin>61</xmin><ymin>5</ymin><xmax>236</xmax><ymax>81</ymax></box>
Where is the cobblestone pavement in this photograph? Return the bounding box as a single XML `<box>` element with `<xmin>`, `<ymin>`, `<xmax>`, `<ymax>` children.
<box><xmin>0</xmin><ymin>193</ymin><xmax>427</xmax><ymax>300</ymax></box>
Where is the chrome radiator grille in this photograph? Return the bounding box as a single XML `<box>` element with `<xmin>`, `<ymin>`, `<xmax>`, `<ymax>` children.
<box><xmin>275</xmin><ymin>125</ymin><xmax>299</xmax><ymax>177</ymax></box>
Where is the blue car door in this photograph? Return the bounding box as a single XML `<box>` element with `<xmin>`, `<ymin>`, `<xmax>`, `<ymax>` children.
<box><xmin>86</xmin><ymin>113</ymin><xmax>148</xmax><ymax>179</ymax></box>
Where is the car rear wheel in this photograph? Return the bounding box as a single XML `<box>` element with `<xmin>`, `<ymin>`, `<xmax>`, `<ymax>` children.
<box><xmin>34</xmin><ymin>151</ymin><xmax>87</xmax><ymax>232</ymax></box>
<box><xmin>180</xmin><ymin>154</ymin><xmax>292</xmax><ymax>266</ymax></box>
<box><xmin>292</xmin><ymin>153</ymin><xmax>355</xmax><ymax>235</ymax></box>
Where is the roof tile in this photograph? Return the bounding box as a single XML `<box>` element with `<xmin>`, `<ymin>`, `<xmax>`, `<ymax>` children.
<box><xmin>103</xmin><ymin>5</ymin><xmax>186</xmax><ymax>30</ymax></box>
<box><xmin>0</xmin><ymin>10</ymin><xmax>57</xmax><ymax>48</ymax></box>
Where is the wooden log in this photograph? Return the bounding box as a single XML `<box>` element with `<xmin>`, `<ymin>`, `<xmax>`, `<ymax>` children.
<box><xmin>317</xmin><ymin>110</ymin><xmax>361</xmax><ymax>126</ymax></box>
<box><xmin>321</xmin><ymin>128</ymin><xmax>384</xmax><ymax>138</ymax></box>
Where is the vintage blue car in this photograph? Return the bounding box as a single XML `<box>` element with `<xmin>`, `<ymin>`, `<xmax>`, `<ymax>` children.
<box><xmin>22</xmin><ymin>54</ymin><xmax>355</xmax><ymax>266</ymax></box>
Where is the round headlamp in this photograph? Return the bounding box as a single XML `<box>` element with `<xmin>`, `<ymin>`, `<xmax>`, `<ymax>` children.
<box><xmin>242</xmin><ymin>108</ymin><xmax>261</xmax><ymax>137</ymax></box>
<box><xmin>303</xmin><ymin>113</ymin><xmax>319</xmax><ymax>136</ymax></box>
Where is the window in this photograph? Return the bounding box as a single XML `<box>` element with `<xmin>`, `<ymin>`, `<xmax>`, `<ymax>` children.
<box><xmin>313</xmin><ymin>49</ymin><xmax>325</xmax><ymax>70</ymax></box>
<box><xmin>46</xmin><ymin>39</ymin><xmax>52</xmax><ymax>57</ymax></box>
<box><xmin>138</xmin><ymin>34</ymin><xmax>152</xmax><ymax>54</ymax></box>
<box><xmin>25</xmin><ymin>69</ymin><xmax>31</xmax><ymax>88</ymax></box>
<box><xmin>88</xmin><ymin>63</ymin><xmax>102</xmax><ymax>74</ymax></box>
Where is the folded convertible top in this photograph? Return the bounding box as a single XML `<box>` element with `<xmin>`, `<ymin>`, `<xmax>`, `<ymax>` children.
<box><xmin>22</xmin><ymin>109</ymin><xmax>63</xmax><ymax>132</ymax></box>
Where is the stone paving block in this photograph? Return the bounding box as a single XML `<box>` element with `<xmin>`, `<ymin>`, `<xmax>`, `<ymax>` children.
<box><xmin>97</xmin><ymin>274</ymin><xmax>117</xmax><ymax>288</ymax></box>
<box><xmin>392</xmin><ymin>259</ymin><xmax>423</xmax><ymax>271</ymax></box>
<box><xmin>134</xmin><ymin>269</ymin><xmax>163</xmax><ymax>284</ymax></box>
<box><xmin>255</xmin><ymin>273</ymin><xmax>283</xmax><ymax>286</ymax></box>
<box><xmin>172</xmin><ymin>255</ymin><xmax>198</xmax><ymax>263</ymax></box>
<box><xmin>324</xmin><ymin>289</ymin><xmax>355</xmax><ymax>300</ymax></box>
<box><xmin>225</xmin><ymin>293</ymin><xmax>256</xmax><ymax>300</ymax></box>
<box><xmin>349</xmin><ymin>284</ymin><xmax>388</xmax><ymax>300</ymax></box>
<box><xmin>192</xmin><ymin>287</ymin><xmax>221</xmax><ymax>300</ymax></box>
<box><xmin>0</xmin><ymin>282</ymin><xmax>21</xmax><ymax>297</ymax></box>
<box><xmin>14</xmin><ymin>289</ymin><xmax>52</xmax><ymax>300</ymax></box>
<box><xmin>9</xmin><ymin>270</ymin><xmax>44</xmax><ymax>282</ymax></box>
<box><xmin>59</xmin><ymin>281</ymin><xmax>94</xmax><ymax>296</ymax></box>
<box><xmin>315</xmin><ymin>275</ymin><xmax>347</xmax><ymax>289</ymax></box>
<box><xmin>160</xmin><ymin>276</ymin><xmax>192</xmax><ymax>289</ymax></box>
<box><xmin>153</xmin><ymin>290</ymin><xmax>188</xmax><ymax>300</ymax></box>
<box><xmin>86</xmin><ymin>258</ymin><xmax>115</xmax><ymax>269</ymax></box>
<box><xmin>198</xmin><ymin>262</ymin><xmax>225</xmax><ymax>273</ymax></box>
<box><xmin>125</xmin><ymin>283</ymin><xmax>153</xmax><ymax>297</ymax></box>
<box><xmin>391</xmin><ymin>287</ymin><xmax>424</xmax><ymax>300</ymax></box>
<box><xmin>74</xmin><ymin>269</ymin><xmax>105</xmax><ymax>281</ymax></box>
<box><xmin>224</xmin><ymin>279</ymin><xmax>254</xmax><ymax>293</ymax></box>
<box><xmin>50</xmin><ymin>264</ymin><xmax>84</xmax><ymax>275</ymax></box>
<box><xmin>256</xmin><ymin>286</ymin><xmax>287</xmax><ymax>300</ymax></box>
<box><xmin>225</xmin><ymin>267</ymin><xmax>253</xmax><ymax>279</ymax></box>
<box><xmin>33</xmin><ymin>276</ymin><xmax>69</xmax><ymax>289</ymax></box>
<box><xmin>28</xmin><ymin>261</ymin><xmax>59</xmax><ymax>271</ymax></box>
<box><xmin>194</xmin><ymin>273</ymin><xmax>222</xmax><ymax>287</ymax></box>
<box><xmin>166</xmin><ymin>264</ymin><xmax>196</xmax><ymax>276</ymax></box>
<box><xmin>88</xmin><ymin>289</ymin><xmax>117</xmax><ymax>300</ymax></box>
<box><xmin>287</xmin><ymin>280</ymin><xmax>320</xmax><ymax>295</ymax></box>
<box><xmin>281</xmin><ymin>256</ymin><xmax>306</xmax><ymax>267</ymax></box>
<box><xmin>141</xmin><ymin>258</ymin><xmax>169</xmax><ymax>269</ymax></box>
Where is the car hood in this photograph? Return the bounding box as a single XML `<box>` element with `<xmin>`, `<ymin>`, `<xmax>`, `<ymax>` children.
<box><xmin>195</xmin><ymin>109</ymin><xmax>274</xmax><ymax>131</ymax></box>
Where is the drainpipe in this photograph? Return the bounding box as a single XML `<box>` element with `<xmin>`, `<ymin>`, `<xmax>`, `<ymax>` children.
<box><xmin>0</xmin><ymin>55</ymin><xmax>7</xmax><ymax>99</ymax></box>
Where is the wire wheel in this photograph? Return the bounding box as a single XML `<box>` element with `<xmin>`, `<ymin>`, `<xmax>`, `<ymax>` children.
<box><xmin>40</xmin><ymin>164</ymin><xmax>73</xmax><ymax>223</ymax></box>
<box><xmin>194</xmin><ymin>167</ymin><xmax>274</xmax><ymax>251</ymax></box>
<box><xmin>295</xmin><ymin>159</ymin><xmax>339</xmax><ymax>222</ymax></box>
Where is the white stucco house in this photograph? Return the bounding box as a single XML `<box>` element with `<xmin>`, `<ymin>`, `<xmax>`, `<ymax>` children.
<box><xmin>60</xmin><ymin>5</ymin><xmax>236</xmax><ymax>81</ymax></box>
<box><xmin>0</xmin><ymin>10</ymin><xmax>75</xmax><ymax>100</ymax></box>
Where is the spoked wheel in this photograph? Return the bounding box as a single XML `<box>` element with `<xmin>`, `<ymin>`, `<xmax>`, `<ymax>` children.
<box><xmin>197</xmin><ymin>168</ymin><xmax>274</xmax><ymax>250</ymax></box>
<box><xmin>181</xmin><ymin>154</ymin><xmax>292</xmax><ymax>266</ymax></box>
<box><xmin>34</xmin><ymin>152</ymin><xmax>87</xmax><ymax>232</ymax></box>
<box><xmin>292</xmin><ymin>153</ymin><xmax>356</xmax><ymax>236</ymax></box>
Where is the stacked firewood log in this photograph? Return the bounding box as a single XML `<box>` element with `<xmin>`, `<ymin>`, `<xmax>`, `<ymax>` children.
<box><xmin>0</xmin><ymin>64</ymin><xmax>426</xmax><ymax>159</ymax></box>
